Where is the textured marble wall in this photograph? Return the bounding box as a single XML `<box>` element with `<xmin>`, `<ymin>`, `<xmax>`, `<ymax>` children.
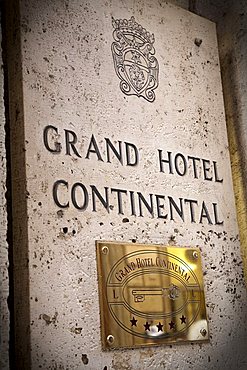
<box><xmin>5</xmin><ymin>0</ymin><xmax>247</xmax><ymax>369</ymax></box>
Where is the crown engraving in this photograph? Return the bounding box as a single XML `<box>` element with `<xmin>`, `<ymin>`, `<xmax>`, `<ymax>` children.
<box><xmin>111</xmin><ymin>16</ymin><xmax>159</xmax><ymax>102</ymax></box>
<box><xmin>112</xmin><ymin>16</ymin><xmax>155</xmax><ymax>44</ymax></box>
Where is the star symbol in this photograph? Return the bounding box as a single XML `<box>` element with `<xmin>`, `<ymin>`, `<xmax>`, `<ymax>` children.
<box><xmin>169</xmin><ymin>321</ymin><xmax>175</xmax><ymax>329</ymax></box>
<box><xmin>130</xmin><ymin>317</ymin><xmax>138</xmax><ymax>326</ymax></box>
<box><xmin>156</xmin><ymin>322</ymin><xmax>163</xmax><ymax>332</ymax></box>
<box><xmin>130</xmin><ymin>38</ymin><xmax>138</xmax><ymax>49</ymax></box>
<box><xmin>144</xmin><ymin>321</ymin><xmax>150</xmax><ymax>331</ymax></box>
<box><xmin>131</xmin><ymin>50</ymin><xmax>141</xmax><ymax>64</ymax></box>
<box><xmin>180</xmin><ymin>315</ymin><xmax>186</xmax><ymax>324</ymax></box>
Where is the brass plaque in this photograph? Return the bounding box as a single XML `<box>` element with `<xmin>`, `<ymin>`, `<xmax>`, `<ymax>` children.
<box><xmin>96</xmin><ymin>241</ymin><xmax>209</xmax><ymax>349</ymax></box>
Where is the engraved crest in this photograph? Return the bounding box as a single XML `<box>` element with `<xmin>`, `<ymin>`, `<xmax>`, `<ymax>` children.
<box><xmin>111</xmin><ymin>16</ymin><xmax>159</xmax><ymax>102</ymax></box>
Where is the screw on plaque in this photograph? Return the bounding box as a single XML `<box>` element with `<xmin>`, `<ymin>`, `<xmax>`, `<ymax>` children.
<box><xmin>200</xmin><ymin>328</ymin><xmax>207</xmax><ymax>337</ymax></box>
<box><xmin>193</xmin><ymin>251</ymin><xmax>199</xmax><ymax>260</ymax></box>
<box><xmin>107</xmin><ymin>334</ymin><xmax>114</xmax><ymax>345</ymax></box>
<box><xmin>101</xmin><ymin>246</ymin><xmax>109</xmax><ymax>255</ymax></box>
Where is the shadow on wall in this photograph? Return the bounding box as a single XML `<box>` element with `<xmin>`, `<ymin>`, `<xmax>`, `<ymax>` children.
<box><xmin>221</xmin><ymin>46</ymin><xmax>247</xmax><ymax>286</ymax></box>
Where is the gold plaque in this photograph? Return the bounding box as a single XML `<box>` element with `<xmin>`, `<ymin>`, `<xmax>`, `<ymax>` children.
<box><xmin>96</xmin><ymin>241</ymin><xmax>209</xmax><ymax>349</ymax></box>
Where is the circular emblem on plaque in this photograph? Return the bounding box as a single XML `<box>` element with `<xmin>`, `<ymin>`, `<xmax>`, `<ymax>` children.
<box><xmin>106</xmin><ymin>250</ymin><xmax>201</xmax><ymax>339</ymax></box>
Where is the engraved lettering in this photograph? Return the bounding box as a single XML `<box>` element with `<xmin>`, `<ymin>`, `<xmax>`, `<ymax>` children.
<box><xmin>202</xmin><ymin>158</ymin><xmax>213</xmax><ymax>181</ymax></box>
<box><xmin>53</xmin><ymin>180</ymin><xmax>69</xmax><ymax>208</ymax></box>
<box><xmin>85</xmin><ymin>134</ymin><xmax>104</xmax><ymax>161</ymax></box>
<box><xmin>137</xmin><ymin>192</ymin><xmax>154</xmax><ymax>217</ymax></box>
<box><xmin>71</xmin><ymin>182</ymin><xmax>88</xmax><ymax>210</ymax></box>
<box><xmin>64</xmin><ymin>129</ymin><xmax>82</xmax><ymax>157</ymax></box>
<box><xmin>199</xmin><ymin>201</ymin><xmax>213</xmax><ymax>224</ymax></box>
<box><xmin>156</xmin><ymin>194</ymin><xmax>168</xmax><ymax>219</ymax></box>
<box><xmin>106</xmin><ymin>138</ymin><xmax>123</xmax><ymax>164</ymax></box>
<box><xmin>213</xmin><ymin>161</ymin><xmax>223</xmax><ymax>183</ymax></box>
<box><xmin>125</xmin><ymin>142</ymin><xmax>139</xmax><ymax>166</ymax></box>
<box><xmin>43</xmin><ymin>125</ymin><xmax>61</xmax><ymax>153</ymax></box>
<box><xmin>91</xmin><ymin>185</ymin><xmax>109</xmax><ymax>213</ymax></box>
<box><xmin>174</xmin><ymin>153</ymin><xmax>187</xmax><ymax>176</ymax></box>
<box><xmin>158</xmin><ymin>150</ymin><xmax>173</xmax><ymax>174</ymax></box>
<box><xmin>51</xmin><ymin>181</ymin><xmax>223</xmax><ymax>226</ymax></box>
<box><xmin>213</xmin><ymin>202</ymin><xmax>224</xmax><ymax>225</ymax></box>
<box><xmin>113</xmin><ymin>289</ymin><xmax>119</xmax><ymax>299</ymax></box>
<box><xmin>187</xmin><ymin>155</ymin><xmax>201</xmax><ymax>178</ymax></box>
<box><xmin>111</xmin><ymin>188</ymin><xmax>127</xmax><ymax>214</ymax></box>
<box><xmin>168</xmin><ymin>197</ymin><xmax>184</xmax><ymax>221</ymax></box>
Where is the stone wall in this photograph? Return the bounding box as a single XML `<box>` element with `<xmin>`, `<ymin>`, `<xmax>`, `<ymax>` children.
<box><xmin>215</xmin><ymin>0</ymin><xmax>247</xmax><ymax>285</ymax></box>
<box><xmin>5</xmin><ymin>0</ymin><xmax>247</xmax><ymax>369</ymax></box>
<box><xmin>1</xmin><ymin>1</ymin><xmax>247</xmax><ymax>369</ymax></box>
